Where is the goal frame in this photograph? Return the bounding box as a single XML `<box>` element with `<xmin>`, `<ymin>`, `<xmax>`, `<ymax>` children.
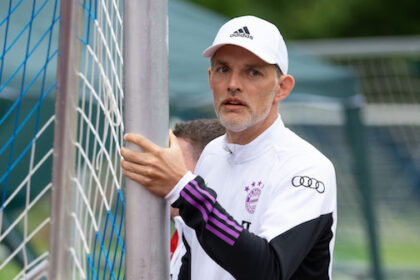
<box><xmin>49</xmin><ymin>0</ymin><xmax>169</xmax><ymax>279</ymax></box>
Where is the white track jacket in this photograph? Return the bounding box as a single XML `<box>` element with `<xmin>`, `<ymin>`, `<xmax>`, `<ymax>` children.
<box><xmin>166</xmin><ymin>115</ymin><xmax>337</xmax><ymax>280</ymax></box>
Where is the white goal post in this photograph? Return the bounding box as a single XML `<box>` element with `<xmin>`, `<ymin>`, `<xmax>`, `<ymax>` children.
<box><xmin>123</xmin><ymin>0</ymin><xmax>170</xmax><ymax>279</ymax></box>
<box><xmin>49</xmin><ymin>0</ymin><xmax>169</xmax><ymax>279</ymax></box>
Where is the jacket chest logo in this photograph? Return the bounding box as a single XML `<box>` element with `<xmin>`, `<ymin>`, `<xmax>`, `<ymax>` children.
<box><xmin>244</xmin><ymin>181</ymin><xmax>264</xmax><ymax>214</ymax></box>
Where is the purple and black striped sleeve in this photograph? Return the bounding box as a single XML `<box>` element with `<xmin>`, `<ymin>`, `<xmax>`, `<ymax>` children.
<box><xmin>173</xmin><ymin>176</ymin><xmax>243</xmax><ymax>246</ymax></box>
<box><xmin>169</xmin><ymin>175</ymin><xmax>334</xmax><ymax>280</ymax></box>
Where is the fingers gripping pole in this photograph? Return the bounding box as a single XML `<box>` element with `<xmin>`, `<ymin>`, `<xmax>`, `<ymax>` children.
<box><xmin>123</xmin><ymin>0</ymin><xmax>169</xmax><ymax>279</ymax></box>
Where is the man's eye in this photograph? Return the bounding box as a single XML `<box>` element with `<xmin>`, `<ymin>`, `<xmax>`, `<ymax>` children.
<box><xmin>249</xmin><ymin>70</ymin><xmax>261</xmax><ymax>76</ymax></box>
<box><xmin>217</xmin><ymin>66</ymin><xmax>229</xmax><ymax>73</ymax></box>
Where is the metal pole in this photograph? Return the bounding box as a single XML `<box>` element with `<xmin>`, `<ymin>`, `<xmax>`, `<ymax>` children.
<box><xmin>123</xmin><ymin>0</ymin><xmax>169</xmax><ymax>279</ymax></box>
<box><xmin>49</xmin><ymin>0</ymin><xmax>82</xmax><ymax>279</ymax></box>
<box><xmin>344</xmin><ymin>95</ymin><xmax>384</xmax><ymax>280</ymax></box>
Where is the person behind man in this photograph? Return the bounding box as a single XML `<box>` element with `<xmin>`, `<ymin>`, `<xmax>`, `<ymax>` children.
<box><xmin>170</xmin><ymin>119</ymin><xmax>225</xmax><ymax>279</ymax></box>
<box><xmin>121</xmin><ymin>15</ymin><xmax>337</xmax><ymax>279</ymax></box>
<box><xmin>171</xmin><ymin>119</ymin><xmax>226</xmax><ymax>219</ymax></box>
<box><xmin>172</xmin><ymin>119</ymin><xmax>226</xmax><ymax>178</ymax></box>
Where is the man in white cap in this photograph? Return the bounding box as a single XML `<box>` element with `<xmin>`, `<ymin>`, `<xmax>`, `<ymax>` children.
<box><xmin>121</xmin><ymin>15</ymin><xmax>337</xmax><ymax>279</ymax></box>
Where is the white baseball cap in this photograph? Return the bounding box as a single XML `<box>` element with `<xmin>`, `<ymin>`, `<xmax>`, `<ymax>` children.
<box><xmin>202</xmin><ymin>15</ymin><xmax>289</xmax><ymax>74</ymax></box>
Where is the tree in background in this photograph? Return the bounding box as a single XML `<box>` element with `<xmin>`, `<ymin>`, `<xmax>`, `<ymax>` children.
<box><xmin>186</xmin><ymin>0</ymin><xmax>420</xmax><ymax>39</ymax></box>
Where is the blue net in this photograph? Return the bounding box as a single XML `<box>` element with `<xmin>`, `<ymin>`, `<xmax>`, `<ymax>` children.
<box><xmin>0</xmin><ymin>0</ymin><xmax>125</xmax><ymax>278</ymax></box>
<box><xmin>71</xmin><ymin>0</ymin><xmax>125</xmax><ymax>278</ymax></box>
<box><xmin>0</xmin><ymin>0</ymin><xmax>59</xmax><ymax>277</ymax></box>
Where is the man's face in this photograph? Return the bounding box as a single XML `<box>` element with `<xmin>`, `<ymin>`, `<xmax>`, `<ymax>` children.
<box><xmin>209</xmin><ymin>45</ymin><xmax>280</xmax><ymax>133</ymax></box>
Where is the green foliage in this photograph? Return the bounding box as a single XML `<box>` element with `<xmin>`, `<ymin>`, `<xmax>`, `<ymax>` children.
<box><xmin>184</xmin><ymin>0</ymin><xmax>420</xmax><ymax>39</ymax></box>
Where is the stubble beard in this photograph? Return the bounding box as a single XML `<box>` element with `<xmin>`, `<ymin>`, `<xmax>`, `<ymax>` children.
<box><xmin>216</xmin><ymin>86</ymin><xmax>277</xmax><ymax>133</ymax></box>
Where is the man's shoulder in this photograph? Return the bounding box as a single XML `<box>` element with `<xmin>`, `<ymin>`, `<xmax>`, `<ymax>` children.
<box><xmin>201</xmin><ymin>134</ymin><xmax>226</xmax><ymax>155</ymax></box>
<box><xmin>194</xmin><ymin>135</ymin><xmax>226</xmax><ymax>172</ymax></box>
<box><xmin>271</xmin><ymin>127</ymin><xmax>334</xmax><ymax>171</ymax></box>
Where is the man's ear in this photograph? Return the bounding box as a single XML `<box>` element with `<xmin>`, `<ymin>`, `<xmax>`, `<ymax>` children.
<box><xmin>275</xmin><ymin>74</ymin><xmax>295</xmax><ymax>103</ymax></box>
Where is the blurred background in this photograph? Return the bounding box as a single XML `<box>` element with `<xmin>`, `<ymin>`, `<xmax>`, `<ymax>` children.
<box><xmin>1</xmin><ymin>0</ymin><xmax>419</xmax><ymax>279</ymax></box>
<box><xmin>171</xmin><ymin>0</ymin><xmax>420</xmax><ymax>279</ymax></box>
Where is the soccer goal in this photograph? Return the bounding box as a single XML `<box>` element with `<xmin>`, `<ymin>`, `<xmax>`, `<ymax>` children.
<box><xmin>292</xmin><ymin>36</ymin><xmax>420</xmax><ymax>280</ymax></box>
<box><xmin>0</xmin><ymin>0</ymin><xmax>169</xmax><ymax>279</ymax></box>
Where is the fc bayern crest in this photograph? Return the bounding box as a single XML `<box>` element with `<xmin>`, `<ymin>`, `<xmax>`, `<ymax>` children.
<box><xmin>244</xmin><ymin>181</ymin><xmax>264</xmax><ymax>214</ymax></box>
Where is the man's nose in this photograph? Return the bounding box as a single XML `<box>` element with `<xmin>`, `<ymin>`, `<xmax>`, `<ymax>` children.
<box><xmin>227</xmin><ymin>71</ymin><xmax>241</xmax><ymax>93</ymax></box>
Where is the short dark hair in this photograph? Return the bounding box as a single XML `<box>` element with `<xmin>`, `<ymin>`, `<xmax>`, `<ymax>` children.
<box><xmin>173</xmin><ymin>119</ymin><xmax>225</xmax><ymax>161</ymax></box>
<box><xmin>274</xmin><ymin>64</ymin><xmax>283</xmax><ymax>77</ymax></box>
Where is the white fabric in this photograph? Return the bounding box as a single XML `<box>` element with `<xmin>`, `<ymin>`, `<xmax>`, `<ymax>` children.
<box><xmin>170</xmin><ymin>216</ymin><xmax>187</xmax><ymax>280</ymax></box>
<box><xmin>169</xmin><ymin>115</ymin><xmax>337</xmax><ymax>279</ymax></box>
<box><xmin>166</xmin><ymin>171</ymin><xmax>196</xmax><ymax>204</ymax></box>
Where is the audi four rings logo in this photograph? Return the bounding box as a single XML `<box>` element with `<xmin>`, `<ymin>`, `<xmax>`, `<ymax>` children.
<box><xmin>292</xmin><ymin>176</ymin><xmax>325</xmax><ymax>194</ymax></box>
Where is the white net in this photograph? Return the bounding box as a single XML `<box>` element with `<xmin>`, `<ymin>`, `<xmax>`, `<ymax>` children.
<box><xmin>0</xmin><ymin>0</ymin><xmax>59</xmax><ymax>278</ymax></box>
<box><xmin>0</xmin><ymin>0</ymin><xmax>125</xmax><ymax>278</ymax></box>
<box><xmin>292</xmin><ymin>37</ymin><xmax>420</xmax><ymax>279</ymax></box>
<box><xmin>68</xmin><ymin>0</ymin><xmax>124</xmax><ymax>278</ymax></box>
<box><xmin>339</xmin><ymin>55</ymin><xmax>420</xmax><ymax>279</ymax></box>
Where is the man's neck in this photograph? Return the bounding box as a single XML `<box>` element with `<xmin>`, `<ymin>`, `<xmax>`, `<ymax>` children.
<box><xmin>226</xmin><ymin>113</ymin><xmax>278</xmax><ymax>145</ymax></box>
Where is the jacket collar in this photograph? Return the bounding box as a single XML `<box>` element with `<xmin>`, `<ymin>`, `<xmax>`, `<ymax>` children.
<box><xmin>222</xmin><ymin>114</ymin><xmax>286</xmax><ymax>163</ymax></box>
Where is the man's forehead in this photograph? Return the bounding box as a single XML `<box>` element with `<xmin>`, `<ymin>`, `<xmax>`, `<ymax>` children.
<box><xmin>212</xmin><ymin>45</ymin><xmax>270</xmax><ymax>67</ymax></box>
<box><xmin>214</xmin><ymin>60</ymin><xmax>270</xmax><ymax>70</ymax></box>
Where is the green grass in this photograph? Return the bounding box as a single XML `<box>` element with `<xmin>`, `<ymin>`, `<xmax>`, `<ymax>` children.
<box><xmin>334</xmin><ymin>241</ymin><xmax>370</xmax><ymax>263</ymax></box>
<box><xmin>334</xmin><ymin>236</ymin><xmax>420</xmax><ymax>268</ymax></box>
<box><xmin>334</xmin><ymin>238</ymin><xmax>420</xmax><ymax>266</ymax></box>
<box><xmin>0</xmin><ymin>258</ymin><xmax>22</xmax><ymax>279</ymax></box>
<box><xmin>382</xmin><ymin>241</ymin><xmax>420</xmax><ymax>267</ymax></box>
<box><xmin>333</xmin><ymin>235</ymin><xmax>420</xmax><ymax>279</ymax></box>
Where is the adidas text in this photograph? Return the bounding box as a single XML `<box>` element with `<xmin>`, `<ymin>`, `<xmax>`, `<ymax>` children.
<box><xmin>230</xmin><ymin>33</ymin><xmax>253</xmax><ymax>39</ymax></box>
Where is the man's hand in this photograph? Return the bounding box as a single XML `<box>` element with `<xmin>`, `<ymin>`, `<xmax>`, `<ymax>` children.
<box><xmin>120</xmin><ymin>130</ymin><xmax>188</xmax><ymax>197</ymax></box>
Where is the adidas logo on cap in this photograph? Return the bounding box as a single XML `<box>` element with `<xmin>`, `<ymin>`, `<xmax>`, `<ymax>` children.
<box><xmin>230</xmin><ymin>26</ymin><xmax>253</xmax><ymax>40</ymax></box>
<box><xmin>202</xmin><ymin>16</ymin><xmax>289</xmax><ymax>74</ymax></box>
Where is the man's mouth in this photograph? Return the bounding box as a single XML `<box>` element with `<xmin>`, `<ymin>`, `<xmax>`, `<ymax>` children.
<box><xmin>222</xmin><ymin>98</ymin><xmax>246</xmax><ymax>109</ymax></box>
